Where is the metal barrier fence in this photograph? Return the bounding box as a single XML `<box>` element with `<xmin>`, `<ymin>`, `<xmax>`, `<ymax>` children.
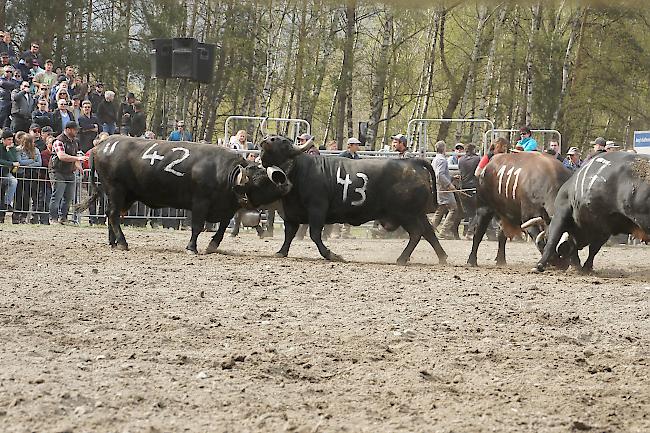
<box><xmin>0</xmin><ymin>167</ymin><xmax>187</xmax><ymax>225</ymax></box>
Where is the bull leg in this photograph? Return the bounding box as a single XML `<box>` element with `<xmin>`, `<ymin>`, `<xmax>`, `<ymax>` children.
<box><xmin>107</xmin><ymin>197</ymin><xmax>128</xmax><ymax>251</ymax></box>
<box><xmin>275</xmin><ymin>221</ymin><xmax>300</xmax><ymax>258</ymax></box>
<box><xmin>186</xmin><ymin>205</ymin><xmax>208</xmax><ymax>254</ymax></box>
<box><xmin>419</xmin><ymin>214</ymin><xmax>448</xmax><ymax>265</ymax></box>
<box><xmin>467</xmin><ymin>207</ymin><xmax>494</xmax><ymax>267</ymax></box>
<box><xmin>536</xmin><ymin>206</ymin><xmax>573</xmax><ymax>272</ymax></box>
<box><xmin>229</xmin><ymin>211</ymin><xmax>241</xmax><ymax>237</ymax></box>
<box><xmin>205</xmin><ymin>217</ymin><xmax>230</xmax><ymax>254</ymax></box>
<box><xmin>310</xmin><ymin>221</ymin><xmax>344</xmax><ymax>262</ymax></box>
<box><xmin>396</xmin><ymin>220</ymin><xmax>423</xmax><ymax>266</ymax></box>
<box><xmin>581</xmin><ymin>237</ymin><xmax>607</xmax><ymax>273</ymax></box>
<box><xmin>495</xmin><ymin>228</ymin><xmax>507</xmax><ymax>266</ymax></box>
<box><xmin>108</xmin><ymin>223</ymin><xmax>117</xmax><ymax>247</ymax></box>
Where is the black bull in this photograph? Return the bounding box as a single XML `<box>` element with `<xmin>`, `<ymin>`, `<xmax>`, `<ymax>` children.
<box><xmin>467</xmin><ymin>152</ymin><xmax>573</xmax><ymax>266</ymax></box>
<box><xmin>256</xmin><ymin>135</ymin><xmax>448</xmax><ymax>265</ymax></box>
<box><xmin>76</xmin><ymin>135</ymin><xmax>287</xmax><ymax>253</ymax></box>
<box><xmin>536</xmin><ymin>152</ymin><xmax>650</xmax><ymax>273</ymax></box>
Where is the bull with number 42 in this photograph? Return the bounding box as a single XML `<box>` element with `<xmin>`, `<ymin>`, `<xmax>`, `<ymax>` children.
<box><xmin>247</xmin><ymin>135</ymin><xmax>448</xmax><ymax>265</ymax></box>
<box><xmin>76</xmin><ymin>135</ymin><xmax>289</xmax><ymax>253</ymax></box>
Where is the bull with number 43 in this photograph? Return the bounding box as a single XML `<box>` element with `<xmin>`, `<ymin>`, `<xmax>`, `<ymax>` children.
<box><xmin>247</xmin><ymin>135</ymin><xmax>448</xmax><ymax>265</ymax></box>
<box><xmin>75</xmin><ymin>135</ymin><xmax>289</xmax><ymax>254</ymax></box>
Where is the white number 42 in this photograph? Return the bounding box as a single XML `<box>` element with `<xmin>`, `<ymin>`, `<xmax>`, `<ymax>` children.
<box><xmin>142</xmin><ymin>143</ymin><xmax>191</xmax><ymax>177</ymax></box>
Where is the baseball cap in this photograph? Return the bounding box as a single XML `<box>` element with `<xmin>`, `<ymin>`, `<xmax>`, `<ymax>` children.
<box><xmin>65</xmin><ymin>121</ymin><xmax>79</xmax><ymax>130</ymax></box>
<box><xmin>590</xmin><ymin>137</ymin><xmax>606</xmax><ymax>146</ymax></box>
<box><xmin>454</xmin><ymin>143</ymin><xmax>465</xmax><ymax>150</ymax></box>
<box><xmin>605</xmin><ymin>141</ymin><xmax>619</xmax><ymax>149</ymax></box>
<box><xmin>519</xmin><ymin>126</ymin><xmax>532</xmax><ymax>135</ymax></box>
<box><xmin>298</xmin><ymin>133</ymin><xmax>313</xmax><ymax>141</ymax></box>
<box><xmin>42</xmin><ymin>126</ymin><xmax>53</xmax><ymax>133</ymax></box>
<box><xmin>2</xmin><ymin>129</ymin><xmax>14</xmax><ymax>139</ymax></box>
<box><xmin>390</xmin><ymin>134</ymin><xmax>407</xmax><ymax>144</ymax></box>
<box><xmin>3</xmin><ymin>65</ymin><xmax>13</xmax><ymax>72</ymax></box>
<box><xmin>177</xmin><ymin>120</ymin><xmax>185</xmax><ymax>127</ymax></box>
<box><xmin>566</xmin><ymin>147</ymin><xmax>580</xmax><ymax>155</ymax></box>
<box><xmin>347</xmin><ymin>137</ymin><xmax>361</xmax><ymax>145</ymax></box>
<box><xmin>29</xmin><ymin>123</ymin><xmax>41</xmax><ymax>131</ymax></box>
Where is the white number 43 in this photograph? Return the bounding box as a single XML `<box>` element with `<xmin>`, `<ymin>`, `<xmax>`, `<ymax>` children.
<box><xmin>336</xmin><ymin>166</ymin><xmax>368</xmax><ymax>206</ymax></box>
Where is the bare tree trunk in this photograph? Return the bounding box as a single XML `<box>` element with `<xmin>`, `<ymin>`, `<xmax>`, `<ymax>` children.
<box><xmin>524</xmin><ymin>2</ymin><xmax>542</xmax><ymax>126</ymax></box>
<box><xmin>292</xmin><ymin>1</ymin><xmax>309</xmax><ymax>119</ymax></box>
<box><xmin>420</xmin><ymin>9</ymin><xmax>442</xmax><ymax>119</ymax></box>
<box><xmin>335</xmin><ymin>0</ymin><xmax>356</xmax><ymax>149</ymax></box>
<box><xmin>475</xmin><ymin>6</ymin><xmax>507</xmax><ymax>143</ymax></box>
<box><xmin>506</xmin><ymin>6</ymin><xmax>519</xmax><ymax>130</ymax></box>
<box><xmin>366</xmin><ymin>12</ymin><xmax>393</xmax><ymax>149</ymax></box>
<box><xmin>455</xmin><ymin>5</ymin><xmax>489</xmax><ymax>142</ymax></box>
<box><xmin>0</xmin><ymin>0</ymin><xmax>6</xmax><ymax>31</ymax></box>
<box><xmin>552</xmin><ymin>8</ymin><xmax>585</xmax><ymax>128</ymax></box>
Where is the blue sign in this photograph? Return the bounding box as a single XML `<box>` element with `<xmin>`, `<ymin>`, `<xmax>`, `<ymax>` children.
<box><xmin>633</xmin><ymin>131</ymin><xmax>650</xmax><ymax>154</ymax></box>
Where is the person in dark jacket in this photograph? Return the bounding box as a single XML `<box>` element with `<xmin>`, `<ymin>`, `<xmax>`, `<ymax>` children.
<box><xmin>77</xmin><ymin>100</ymin><xmax>100</xmax><ymax>153</ymax></box>
<box><xmin>129</xmin><ymin>102</ymin><xmax>146</xmax><ymax>137</ymax></box>
<box><xmin>0</xmin><ymin>32</ymin><xmax>18</xmax><ymax>64</ymax></box>
<box><xmin>0</xmin><ymin>129</ymin><xmax>20</xmax><ymax>217</ymax></box>
<box><xmin>48</xmin><ymin>121</ymin><xmax>86</xmax><ymax>224</ymax></box>
<box><xmin>118</xmin><ymin>92</ymin><xmax>136</xmax><ymax>134</ymax></box>
<box><xmin>339</xmin><ymin>137</ymin><xmax>361</xmax><ymax>159</ymax></box>
<box><xmin>31</xmin><ymin>98</ymin><xmax>52</xmax><ymax>129</ymax></box>
<box><xmin>11</xmin><ymin>81</ymin><xmax>34</xmax><ymax>132</ymax></box>
<box><xmin>88</xmin><ymin>83</ymin><xmax>104</xmax><ymax>109</ymax></box>
<box><xmin>97</xmin><ymin>90</ymin><xmax>117</xmax><ymax>135</ymax></box>
<box><xmin>51</xmin><ymin>99</ymin><xmax>73</xmax><ymax>136</ymax></box>
<box><xmin>0</xmin><ymin>66</ymin><xmax>19</xmax><ymax>128</ymax></box>
<box><xmin>458</xmin><ymin>143</ymin><xmax>481</xmax><ymax>239</ymax></box>
<box><xmin>21</xmin><ymin>42</ymin><xmax>44</xmax><ymax>69</ymax></box>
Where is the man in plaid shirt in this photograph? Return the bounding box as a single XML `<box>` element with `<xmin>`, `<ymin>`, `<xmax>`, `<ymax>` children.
<box><xmin>49</xmin><ymin>121</ymin><xmax>86</xmax><ymax>224</ymax></box>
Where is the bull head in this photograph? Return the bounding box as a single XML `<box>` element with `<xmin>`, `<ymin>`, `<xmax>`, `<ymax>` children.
<box><xmin>258</xmin><ymin>135</ymin><xmax>312</xmax><ymax>169</ymax></box>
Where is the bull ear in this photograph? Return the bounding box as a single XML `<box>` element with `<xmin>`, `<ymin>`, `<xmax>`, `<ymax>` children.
<box><xmin>293</xmin><ymin>138</ymin><xmax>314</xmax><ymax>153</ymax></box>
<box><xmin>266</xmin><ymin>166</ymin><xmax>287</xmax><ymax>185</ymax></box>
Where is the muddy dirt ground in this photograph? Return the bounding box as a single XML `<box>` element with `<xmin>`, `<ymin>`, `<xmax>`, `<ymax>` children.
<box><xmin>0</xmin><ymin>224</ymin><xmax>648</xmax><ymax>433</ymax></box>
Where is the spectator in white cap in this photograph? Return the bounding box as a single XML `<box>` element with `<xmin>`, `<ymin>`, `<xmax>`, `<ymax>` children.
<box><xmin>447</xmin><ymin>143</ymin><xmax>465</xmax><ymax>165</ymax></box>
<box><xmin>562</xmin><ymin>147</ymin><xmax>582</xmax><ymax>172</ymax></box>
<box><xmin>390</xmin><ymin>133</ymin><xmax>412</xmax><ymax>158</ymax></box>
<box><xmin>605</xmin><ymin>141</ymin><xmax>620</xmax><ymax>152</ymax></box>
<box><xmin>339</xmin><ymin>137</ymin><xmax>361</xmax><ymax>159</ymax></box>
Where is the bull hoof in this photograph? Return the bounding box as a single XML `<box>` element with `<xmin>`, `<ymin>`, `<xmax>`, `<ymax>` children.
<box><xmin>185</xmin><ymin>248</ymin><xmax>198</xmax><ymax>255</ymax></box>
<box><xmin>328</xmin><ymin>253</ymin><xmax>345</xmax><ymax>263</ymax></box>
<box><xmin>495</xmin><ymin>259</ymin><xmax>506</xmax><ymax>267</ymax></box>
<box><xmin>438</xmin><ymin>257</ymin><xmax>447</xmax><ymax>265</ymax></box>
<box><xmin>396</xmin><ymin>257</ymin><xmax>409</xmax><ymax>266</ymax></box>
<box><xmin>205</xmin><ymin>243</ymin><xmax>220</xmax><ymax>254</ymax></box>
<box><xmin>533</xmin><ymin>263</ymin><xmax>545</xmax><ymax>273</ymax></box>
<box><xmin>274</xmin><ymin>251</ymin><xmax>288</xmax><ymax>258</ymax></box>
<box><xmin>578</xmin><ymin>267</ymin><xmax>594</xmax><ymax>275</ymax></box>
<box><xmin>115</xmin><ymin>243</ymin><xmax>129</xmax><ymax>251</ymax></box>
<box><xmin>466</xmin><ymin>259</ymin><xmax>477</xmax><ymax>267</ymax></box>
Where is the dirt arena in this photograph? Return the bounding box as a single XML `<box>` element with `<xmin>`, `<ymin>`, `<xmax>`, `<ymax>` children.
<box><xmin>0</xmin><ymin>224</ymin><xmax>648</xmax><ymax>433</ymax></box>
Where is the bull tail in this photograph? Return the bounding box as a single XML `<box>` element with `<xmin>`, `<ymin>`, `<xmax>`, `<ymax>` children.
<box><xmin>74</xmin><ymin>151</ymin><xmax>102</xmax><ymax>212</ymax></box>
<box><xmin>420</xmin><ymin>159</ymin><xmax>439</xmax><ymax>208</ymax></box>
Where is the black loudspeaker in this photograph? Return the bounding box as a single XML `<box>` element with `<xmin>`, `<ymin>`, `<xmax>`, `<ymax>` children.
<box><xmin>358</xmin><ymin>121</ymin><xmax>368</xmax><ymax>146</ymax></box>
<box><xmin>172</xmin><ymin>37</ymin><xmax>197</xmax><ymax>79</ymax></box>
<box><xmin>150</xmin><ymin>39</ymin><xmax>172</xmax><ymax>79</ymax></box>
<box><xmin>193</xmin><ymin>43</ymin><xmax>216</xmax><ymax>84</ymax></box>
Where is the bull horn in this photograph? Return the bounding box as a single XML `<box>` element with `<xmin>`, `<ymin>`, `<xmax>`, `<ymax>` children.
<box><xmin>266</xmin><ymin>166</ymin><xmax>287</xmax><ymax>185</ymax></box>
<box><xmin>535</xmin><ymin>230</ymin><xmax>546</xmax><ymax>246</ymax></box>
<box><xmin>231</xmin><ymin>165</ymin><xmax>247</xmax><ymax>186</ymax></box>
<box><xmin>294</xmin><ymin>138</ymin><xmax>314</xmax><ymax>153</ymax></box>
<box><xmin>521</xmin><ymin>216</ymin><xmax>544</xmax><ymax>230</ymax></box>
<box><xmin>556</xmin><ymin>232</ymin><xmax>571</xmax><ymax>254</ymax></box>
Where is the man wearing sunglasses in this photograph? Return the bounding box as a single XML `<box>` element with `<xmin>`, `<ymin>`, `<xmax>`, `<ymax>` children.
<box><xmin>517</xmin><ymin>126</ymin><xmax>538</xmax><ymax>152</ymax></box>
<box><xmin>32</xmin><ymin>98</ymin><xmax>52</xmax><ymax>129</ymax></box>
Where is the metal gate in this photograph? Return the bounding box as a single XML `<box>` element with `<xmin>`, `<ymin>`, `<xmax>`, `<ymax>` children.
<box><xmin>407</xmin><ymin>118</ymin><xmax>497</xmax><ymax>155</ymax></box>
<box><xmin>483</xmin><ymin>128</ymin><xmax>562</xmax><ymax>151</ymax></box>
<box><xmin>224</xmin><ymin>116</ymin><xmax>311</xmax><ymax>145</ymax></box>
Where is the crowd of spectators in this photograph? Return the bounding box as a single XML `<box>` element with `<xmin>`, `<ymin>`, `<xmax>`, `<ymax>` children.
<box><xmin>0</xmin><ymin>30</ymin><xmax>148</xmax><ymax>224</ymax></box>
